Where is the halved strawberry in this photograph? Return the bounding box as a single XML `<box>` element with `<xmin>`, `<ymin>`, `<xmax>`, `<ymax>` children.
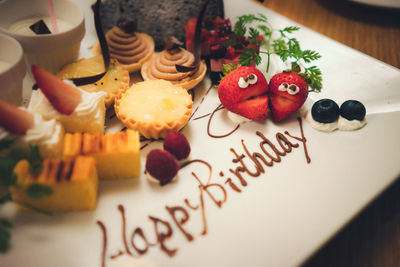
<box><xmin>31</xmin><ymin>65</ymin><xmax>82</xmax><ymax>115</ymax></box>
<box><xmin>229</xmin><ymin>95</ymin><xmax>269</xmax><ymax>121</ymax></box>
<box><xmin>268</xmin><ymin>71</ymin><xmax>308</xmax><ymax>122</ymax></box>
<box><xmin>269</xmin><ymin>94</ymin><xmax>300</xmax><ymax>122</ymax></box>
<box><xmin>218</xmin><ymin>66</ymin><xmax>269</xmax><ymax>121</ymax></box>
<box><xmin>0</xmin><ymin>99</ymin><xmax>34</xmax><ymax>135</ymax></box>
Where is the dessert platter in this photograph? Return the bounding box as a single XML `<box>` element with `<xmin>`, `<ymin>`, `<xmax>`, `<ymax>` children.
<box><xmin>0</xmin><ymin>0</ymin><xmax>400</xmax><ymax>267</ymax></box>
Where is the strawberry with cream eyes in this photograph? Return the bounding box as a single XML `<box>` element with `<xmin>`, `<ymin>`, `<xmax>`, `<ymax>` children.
<box><xmin>218</xmin><ymin>66</ymin><xmax>269</xmax><ymax>121</ymax></box>
<box><xmin>268</xmin><ymin>71</ymin><xmax>309</xmax><ymax>122</ymax></box>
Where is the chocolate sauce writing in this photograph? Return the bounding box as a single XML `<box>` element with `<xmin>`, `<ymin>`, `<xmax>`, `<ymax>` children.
<box><xmin>96</xmin><ymin>118</ymin><xmax>310</xmax><ymax>267</ymax></box>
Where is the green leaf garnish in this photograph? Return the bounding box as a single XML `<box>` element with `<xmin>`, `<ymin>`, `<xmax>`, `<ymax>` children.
<box><xmin>223</xmin><ymin>13</ymin><xmax>323</xmax><ymax>92</ymax></box>
<box><xmin>28</xmin><ymin>144</ymin><xmax>42</xmax><ymax>174</ymax></box>
<box><xmin>0</xmin><ymin>139</ymin><xmax>14</xmax><ymax>151</ymax></box>
<box><xmin>25</xmin><ymin>183</ymin><xmax>53</xmax><ymax>199</ymax></box>
<box><xmin>0</xmin><ymin>225</ymin><xmax>11</xmax><ymax>253</ymax></box>
<box><xmin>0</xmin><ymin>158</ymin><xmax>17</xmax><ymax>187</ymax></box>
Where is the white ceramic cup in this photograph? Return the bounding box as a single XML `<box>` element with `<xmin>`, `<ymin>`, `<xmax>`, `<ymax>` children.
<box><xmin>0</xmin><ymin>33</ymin><xmax>26</xmax><ymax>105</ymax></box>
<box><xmin>0</xmin><ymin>0</ymin><xmax>85</xmax><ymax>74</ymax></box>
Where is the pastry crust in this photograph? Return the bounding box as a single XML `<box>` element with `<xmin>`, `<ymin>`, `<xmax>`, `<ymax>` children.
<box><xmin>93</xmin><ymin>33</ymin><xmax>154</xmax><ymax>73</ymax></box>
<box><xmin>140</xmin><ymin>48</ymin><xmax>207</xmax><ymax>90</ymax></box>
<box><xmin>114</xmin><ymin>80</ymin><xmax>193</xmax><ymax>139</ymax></box>
<box><xmin>57</xmin><ymin>56</ymin><xmax>129</xmax><ymax>108</ymax></box>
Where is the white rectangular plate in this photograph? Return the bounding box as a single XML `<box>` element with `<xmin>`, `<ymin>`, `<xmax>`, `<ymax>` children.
<box><xmin>1</xmin><ymin>1</ymin><xmax>400</xmax><ymax>267</ymax></box>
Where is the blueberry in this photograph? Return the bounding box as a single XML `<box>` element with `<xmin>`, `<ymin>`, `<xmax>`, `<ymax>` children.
<box><xmin>311</xmin><ymin>99</ymin><xmax>340</xmax><ymax>123</ymax></box>
<box><xmin>340</xmin><ymin>100</ymin><xmax>366</xmax><ymax>121</ymax></box>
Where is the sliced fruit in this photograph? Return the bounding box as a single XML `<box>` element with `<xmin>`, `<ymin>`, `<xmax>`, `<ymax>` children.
<box><xmin>218</xmin><ymin>66</ymin><xmax>269</xmax><ymax>121</ymax></box>
<box><xmin>0</xmin><ymin>99</ymin><xmax>34</xmax><ymax>135</ymax></box>
<box><xmin>268</xmin><ymin>71</ymin><xmax>309</xmax><ymax>122</ymax></box>
<box><xmin>230</xmin><ymin>95</ymin><xmax>269</xmax><ymax>122</ymax></box>
<box><xmin>31</xmin><ymin>65</ymin><xmax>82</xmax><ymax>115</ymax></box>
<box><xmin>311</xmin><ymin>99</ymin><xmax>340</xmax><ymax>123</ymax></box>
<box><xmin>269</xmin><ymin>94</ymin><xmax>301</xmax><ymax>122</ymax></box>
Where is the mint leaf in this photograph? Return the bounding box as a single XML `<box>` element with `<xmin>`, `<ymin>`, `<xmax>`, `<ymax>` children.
<box><xmin>239</xmin><ymin>48</ymin><xmax>261</xmax><ymax>66</ymax></box>
<box><xmin>248</xmin><ymin>27</ymin><xmax>260</xmax><ymax>44</ymax></box>
<box><xmin>0</xmin><ymin>226</ymin><xmax>11</xmax><ymax>253</ymax></box>
<box><xmin>28</xmin><ymin>144</ymin><xmax>42</xmax><ymax>174</ymax></box>
<box><xmin>257</xmin><ymin>24</ymin><xmax>272</xmax><ymax>36</ymax></box>
<box><xmin>302</xmin><ymin>50</ymin><xmax>322</xmax><ymax>63</ymax></box>
<box><xmin>0</xmin><ymin>139</ymin><xmax>14</xmax><ymax>151</ymax></box>
<box><xmin>223</xmin><ymin>39</ymin><xmax>238</xmax><ymax>47</ymax></box>
<box><xmin>0</xmin><ymin>219</ymin><xmax>11</xmax><ymax>229</ymax></box>
<box><xmin>25</xmin><ymin>183</ymin><xmax>53</xmax><ymax>199</ymax></box>
<box><xmin>233</xmin><ymin>20</ymin><xmax>246</xmax><ymax>37</ymax></box>
<box><xmin>305</xmin><ymin>65</ymin><xmax>323</xmax><ymax>92</ymax></box>
<box><xmin>0</xmin><ymin>219</ymin><xmax>12</xmax><ymax>253</ymax></box>
<box><xmin>283</xmin><ymin>26</ymin><xmax>300</xmax><ymax>33</ymax></box>
<box><xmin>0</xmin><ymin>157</ymin><xmax>17</xmax><ymax>186</ymax></box>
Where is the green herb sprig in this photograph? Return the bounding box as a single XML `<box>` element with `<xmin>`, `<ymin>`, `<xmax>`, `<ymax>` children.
<box><xmin>224</xmin><ymin>13</ymin><xmax>323</xmax><ymax>92</ymax></box>
<box><xmin>0</xmin><ymin>141</ymin><xmax>52</xmax><ymax>253</ymax></box>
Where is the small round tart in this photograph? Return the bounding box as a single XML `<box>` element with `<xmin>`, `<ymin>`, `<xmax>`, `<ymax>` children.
<box><xmin>93</xmin><ymin>32</ymin><xmax>154</xmax><ymax>73</ymax></box>
<box><xmin>141</xmin><ymin>47</ymin><xmax>207</xmax><ymax>90</ymax></box>
<box><xmin>57</xmin><ymin>55</ymin><xmax>129</xmax><ymax>108</ymax></box>
<box><xmin>115</xmin><ymin>80</ymin><xmax>193</xmax><ymax>139</ymax></box>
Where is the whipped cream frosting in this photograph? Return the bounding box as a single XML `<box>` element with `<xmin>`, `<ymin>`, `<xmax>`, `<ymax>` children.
<box><xmin>0</xmin><ymin>111</ymin><xmax>64</xmax><ymax>158</ymax></box>
<box><xmin>28</xmin><ymin>80</ymin><xmax>106</xmax><ymax>128</ymax></box>
<box><xmin>227</xmin><ymin>110</ymin><xmax>252</xmax><ymax>124</ymax></box>
<box><xmin>143</xmin><ymin>48</ymin><xmax>206</xmax><ymax>84</ymax></box>
<box><xmin>106</xmin><ymin>26</ymin><xmax>152</xmax><ymax>65</ymax></box>
<box><xmin>28</xmin><ymin>80</ymin><xmax>106</xmax><ymax>134</ymax></box>
<box><xmin>300</xmin><ymin>99</ymin><xmax>367</xmax><ymax>132</ymax></box>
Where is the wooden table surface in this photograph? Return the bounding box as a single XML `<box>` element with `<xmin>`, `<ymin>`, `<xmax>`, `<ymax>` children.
<box><xmin>254</xmin><ymin>0</ymin><xmax>400</xmax><ymax>266</ymax></box>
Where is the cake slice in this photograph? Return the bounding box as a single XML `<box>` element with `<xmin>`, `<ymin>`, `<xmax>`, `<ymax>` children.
<box><xmin>63</xmin><ymin>130</ymin><xmax>140</xmax><ymax>180</ymax></box>
<box><xmin>0</xmin><ymin>99</ymin><xmax>64</xmax><ymax>159</ymax></box>
<box><xmin>29</xmin><ymin>65</ymin><xmax>106</xmax><ymax>134</ymax></box>
<box><xmin>11</xmin><ymin>156</ymin><xmax>98</xmax><ymax>212</ymax></box>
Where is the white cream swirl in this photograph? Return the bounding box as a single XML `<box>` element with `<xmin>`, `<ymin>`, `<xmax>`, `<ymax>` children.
<box><xmin>0</xmin><ymin>111</ymin><xmax>64</xmax><ymax>158</ymax></box>
<box><xmin>301</xmin><ymin>99</ymin><xmax>367</xmax><ymax>132</ymax></box>
<box><xmin>337</xmin><ymin>116</ymin><xmax>367</xmax><ymax>131</ymax></box>
<box><xmin>28</xmin><ymin>80</ymin><xmax>106</xmax><ymax>133</ymax></box>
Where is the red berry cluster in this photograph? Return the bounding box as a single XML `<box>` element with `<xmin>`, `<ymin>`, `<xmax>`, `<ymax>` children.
<box><xmin>145</xmin><ymin>131</ymin><xmax>191</xmax><ymax>186</ymax></box>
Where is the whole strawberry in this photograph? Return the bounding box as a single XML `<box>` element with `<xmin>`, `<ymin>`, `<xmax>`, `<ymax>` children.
<box><xmin>268</xmin><ymin>71</ymin><xmax>309</xmax><ymax>122</ymax></box>
<box><xmin>218</xmin><ymin>66</ymin><xmax>269</xmax><ymax>121</ymax></box>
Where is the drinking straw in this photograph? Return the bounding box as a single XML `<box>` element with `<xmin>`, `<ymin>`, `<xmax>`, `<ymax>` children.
<box><xmin>46</xmin><ymin>0</ymin><xmax>58</xmax><ymax>33</ymax></box>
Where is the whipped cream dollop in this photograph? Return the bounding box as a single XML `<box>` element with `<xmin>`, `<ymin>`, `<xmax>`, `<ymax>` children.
<box><xmin>0</xmin><ymin>111</ymin><xmax>64</xmax><ymax>158</ymax></box>
<box><xmin>300</xmin><ymin>99</ymin><xmax>367</xmax><ymax>132</ymax></box>
<box><xmin>227</xmin><ymin>110</ymin><xmax>252</xmax><ymax>124</ymax></box>
<box><xmin>28</xmin><ymin>80</ymin><xmax>106</xmax><ymax>133</ymax></box>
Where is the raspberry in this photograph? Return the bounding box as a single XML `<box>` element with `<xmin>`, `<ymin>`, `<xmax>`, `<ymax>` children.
<box><xmin>145</xmin><ymin>149</ymin><xmax>179</xmax><ymax>186</ymax></box>
<box><xmin>163</xmin><ymin>131</ymin><xmax>191</xmax><ymax>160</ymax></box>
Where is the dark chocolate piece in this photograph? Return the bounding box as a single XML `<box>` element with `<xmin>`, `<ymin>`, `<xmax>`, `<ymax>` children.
<box><xmin>70</xmin><ymin>0</ymin><xmax>110</xmax><ymax>86</ymax></box>
<box><xmin>99</xmin><ymin>0</ymin><xmax>224</xmax><ymax>50</ymax></box>
<box><xmin>175</xmin><ymin>65</ymin><xmax>196</xmax><ymax>72</ymax></box>
<box><xmin>175</xmin><ymin>0</ymin><xmax>210</xmax><ymax>73</ymax></box>
<box><xmin>116</xmin><ymin>16</ymin><xmax>137</xmax><ymax>33</ymax></box>
<box><xmin>29</xmin><ymin>20</ymin><xmax>51</xmax><ymax>35</ymax></box>
<box><xmin>164</xmin><ymin>37</ymin><xmax>184</xmax><ymax>53</ymax></box>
